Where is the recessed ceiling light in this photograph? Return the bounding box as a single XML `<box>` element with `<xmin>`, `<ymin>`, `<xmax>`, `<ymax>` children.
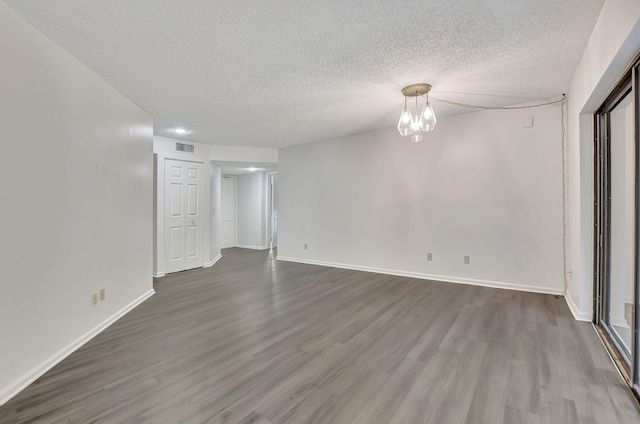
<box><xmin>173</xmin><ymin>128</ymin><xmax>187</xmax><ymax>134</ymax></box>
<box><xmin>249</xmin><ymin>167</ymin><xmax>257</xmax><ymax>172</ymax></box>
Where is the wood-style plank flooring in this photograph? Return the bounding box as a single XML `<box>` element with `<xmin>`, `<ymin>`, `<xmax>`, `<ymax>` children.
<box><xmin>1</xmin><ymin>248</ymin><xmax>639</xmax><ymax>423</ymax></box>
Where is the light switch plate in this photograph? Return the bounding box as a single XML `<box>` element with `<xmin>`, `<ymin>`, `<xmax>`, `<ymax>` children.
<box><xmin>524</xmin><ymin>117</ymin><xmax>534</xmax><ymax>128</ymax></box>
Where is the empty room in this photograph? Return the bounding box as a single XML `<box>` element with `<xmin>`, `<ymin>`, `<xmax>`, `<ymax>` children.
<box><xmin>2</xmin><ymin>0</ymin><xmax>640</xmax><ymax>423</ymax></box>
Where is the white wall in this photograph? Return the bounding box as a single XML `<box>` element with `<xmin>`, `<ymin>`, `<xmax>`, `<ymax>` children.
<box><xmin>566</xmin><ymin>0</ymin><xmax>640</xmax><ymax>320</ymax></box>
<box><xmin>278</xmin><ymin>102</ymin><xmax>564</xmax><ymax>294</ymax></box>
<box><xmin>153</xmin><ymin>136</ymin><xmax>215</xmax><ymax>276</ymax></box>
<box><xmin>0</xmin><ymin>2</ymin><xmax>154</xmax><ymax>405</ymax></box>
<box><xmin>236</xmin><ymin>172</ymin><xmax>267</xmax><ymax>249</ymax></box>
<box><xmin>209</xmin><ymin>145</ymin><xmax>278</xmax><ymax>163</ymax></box>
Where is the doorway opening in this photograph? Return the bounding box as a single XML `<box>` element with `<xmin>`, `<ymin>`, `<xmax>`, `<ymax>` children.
<box><xmin>216</xmin><ymin>162</ymin><xmax>277</xmax><ymax>251</ymax></box>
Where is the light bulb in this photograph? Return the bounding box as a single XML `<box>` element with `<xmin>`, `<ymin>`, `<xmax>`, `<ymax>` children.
<box><xmin>420</xmin><ymin>100</ymin><xmax>437</xmax><ymax>131</ymax></box>
<box><xmin>411</xmin><ymin>114</ymin><xmax>424</xmax><ymax>133</ymax></box>
<box><xmin>397</xmin><ymin>107</ymin><xmax>413</xmax><ymax>136</ymax></box>
<box><xmin>411</xmin><ymin>133</ymin><xmax>423</xmax><ymax>143</ymax></box>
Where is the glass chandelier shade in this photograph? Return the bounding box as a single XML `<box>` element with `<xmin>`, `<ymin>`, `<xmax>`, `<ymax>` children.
<box><xmin>411</xmin><ymin>112</ymin><xmax>424</xmax><ymax>133</ymax></box>
<box><xmin>420</xmin><ymin>99</ymin><xmax>437</xmax><ymax>131</ymax></box>
<box><xmin>397</xmin><ymin>83</ymin><xmax>437</xmax><ymax>141</ymax></box>
<box><xmin>397</xmin><ymin>106</ymin><xmax>413</xmax><ymax>136</ymax></box>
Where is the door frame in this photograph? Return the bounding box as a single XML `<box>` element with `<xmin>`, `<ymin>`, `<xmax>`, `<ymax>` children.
<box><xmin>266</xmin><ymin>172</ymin><xmax>278</xmax><ymax>249</ymax></box>
<box><xmin>593</xmin><ymin>54</ymin><xmax>640</xmax><ymax>394</ymax></box>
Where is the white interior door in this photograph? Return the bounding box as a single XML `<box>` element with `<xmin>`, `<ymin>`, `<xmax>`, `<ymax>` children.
<box><xmin>221</xmin><ymin>175</ymin><xmax>236</xmax><ymax>248</ymax></box>
<box><xmin>165</xmin><ymin>159</ymin><xmax>203</xmax><ymax>273</ymax></box>
<box><xmin>269</xmin><ymin>173</ymin><xmax>278</xmax><ymax>248</ymax></box>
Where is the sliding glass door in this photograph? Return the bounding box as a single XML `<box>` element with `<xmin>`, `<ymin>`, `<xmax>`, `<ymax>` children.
<box><xmin>635</xmin><ymin>61</ymin><xmax>640</xmax><ymax>396</ymax></box>
<box><xmin>594</xmin><ymin>56</ymin><xmax>639</xmax><ymax>395</ymax></box>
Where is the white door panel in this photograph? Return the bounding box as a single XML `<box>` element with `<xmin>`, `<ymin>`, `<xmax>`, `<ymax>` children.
<box><xmin>170</xmin><ymin>227</ymin><xmax>183</xmax><ymax>260</ymax></box>
<box><xmin>187</xmin><ymin>184</ymin><xmax>198</xmax><ymax>215</ymax></box>
<box><xmin>186</xmin><ymin>225</ymin><xmax>198</xmax><ymax>257</ymax></box>
<box><xmin>184</xmin><ymin>163</ymin><xmax>202</xmax><ymax>269</ymax></box>
<box><xmin>170</xmin><ymin>184</ymin><xmax>182</xmax><ymax>216</ymax></box>
<box><xmin>169</xmin><ymin>165</ymin><xmax>182</xmax><ymax>177</ymax></box>
<box><xmin>165</xmin><ymin>159</ymin><xmax>203</xmax><ymax>273</ymax></box>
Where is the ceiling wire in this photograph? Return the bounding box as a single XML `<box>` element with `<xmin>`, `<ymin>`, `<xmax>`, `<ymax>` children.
<box><xmin>429</xmin><ymin>95</ymin><xmax>565</xmax><ymax>110</ymax></box>
<box><xmin>560</xmin><ymin>95</ymin><xmax>568</xmax><ymax>295</ymax></box>
<box><xmin>428</xmin><ymin>94</ymin><xmax>569</xmax><ymax>295</ymax></box>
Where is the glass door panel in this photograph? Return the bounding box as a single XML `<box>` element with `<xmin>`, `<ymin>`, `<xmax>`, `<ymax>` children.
<box><xmin>606</xmin><ymin>90</ymin><xmax>635</xmax><ymax>365</ymax></box>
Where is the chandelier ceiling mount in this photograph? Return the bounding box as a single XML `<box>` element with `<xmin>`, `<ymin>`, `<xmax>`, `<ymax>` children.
<box><xmin>401</xmin><ymin>83</ymin><xmax>431</xmax><ymax>97</ymax></box>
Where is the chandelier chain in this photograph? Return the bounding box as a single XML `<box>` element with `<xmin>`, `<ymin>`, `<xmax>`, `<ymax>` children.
<box><xmin>429</xmin><ymin>96</ymin><xmax>565</xmax><ymax>110</ymax></box>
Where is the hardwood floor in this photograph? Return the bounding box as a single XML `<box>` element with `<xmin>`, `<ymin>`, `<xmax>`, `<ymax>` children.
<box><xmin>1</xmin><ymin>248</ymin><xmax>639</xmax><ymax>423</ymax></box>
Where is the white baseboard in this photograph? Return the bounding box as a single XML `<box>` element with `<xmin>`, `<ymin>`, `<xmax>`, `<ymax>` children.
<box><xmin>276</xmin><ymin>256</ymin><xmax>563</xmax><ymax>296</ymax></box>
<box><xmin>153</xmin><ymin>271</ymin><xmax>165</xmax><ymax>278</ymax></box>
<box><xmin>0</xmin><ymin>288</ymin><xmax>155</xmax><ymax>406</ymax></box>
<box><xmin>564</xmin><ymin>290</ymin><xmax>592</xmax><ymax>321</ymax></box>
<box><xmin>204</xmin><ymin>254</ymin><xmax>222</xmax><ymax>268</ymax></box>
<box><xmin>236</xmin><ymin>244</ymin><xmax>269</xmax><ymax>251</ymax></box>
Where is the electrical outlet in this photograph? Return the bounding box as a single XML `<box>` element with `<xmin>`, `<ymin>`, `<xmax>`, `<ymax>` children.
<box><xmin>464</xmin><ymin>256</ymin><xmax>470</xmax><ymax>264</ymax></box>
<box><xmin>304</xmin><ymin>243</ymin><xmax>308</xmax><ymax>250</ymax></box>
<box><xmin>427</xmin><ymin>253</ymin><xmax>432</xmax><ymax>261</ymax></box>
<box><xmin>100</xmin><ymin>288</ymin><xmax>105</xmax><ymax>301</ymax></box>
<box><xmin>91</xmin><ymin>292</ymin><xmax>98</xmax><ymax>305</ymax></box>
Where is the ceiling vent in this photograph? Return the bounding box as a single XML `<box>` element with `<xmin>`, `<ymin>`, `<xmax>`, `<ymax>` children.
<box><xmin>176</xmin><ymin>142</ymin><xmax>194</xmax><ymax>153</ymax></box>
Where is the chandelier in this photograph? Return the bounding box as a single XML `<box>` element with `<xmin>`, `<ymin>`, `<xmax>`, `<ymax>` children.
<box><xmin>398</xmin><ymin>83</ymin><xmax>437</xmax><ymax>142</ymax></box>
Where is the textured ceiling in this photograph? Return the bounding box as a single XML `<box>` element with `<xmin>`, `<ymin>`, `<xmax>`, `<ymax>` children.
<box><xmin>4</xmin><ymin>0</ymin><xmax>604</xmax><ymax>148</ymax></box>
